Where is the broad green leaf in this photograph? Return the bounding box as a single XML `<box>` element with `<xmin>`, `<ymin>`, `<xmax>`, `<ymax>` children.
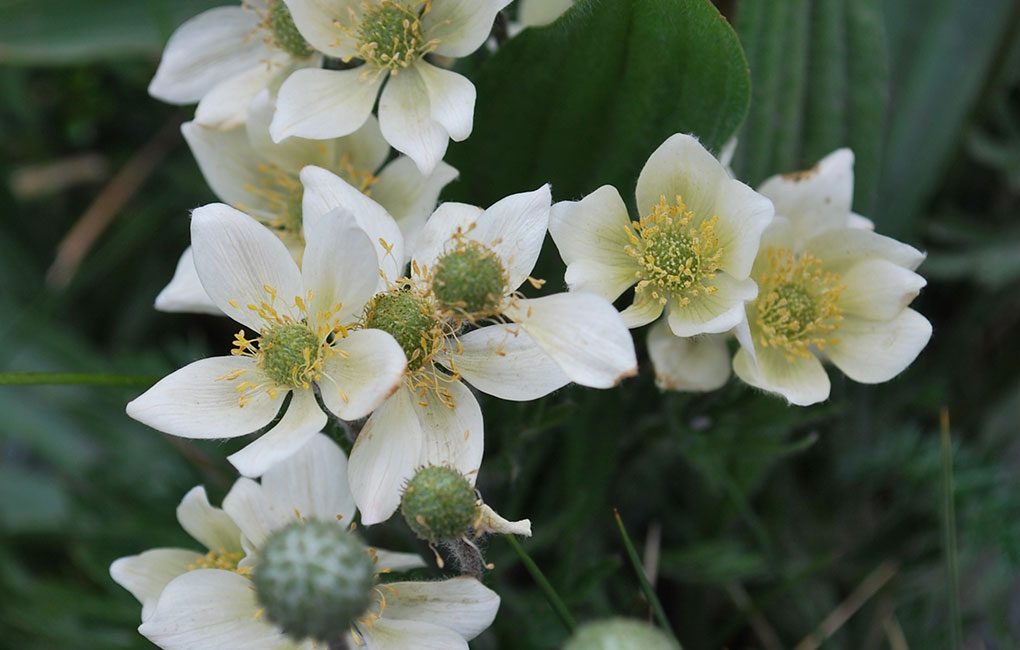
<box><xmin>0</xmin><ymin>0</ymin><xmax>225</xmax><ymax>65</ymax></box>
<box><xmin>448</xmin><ymin>0</ymin><xmax>750</xmax><ymax>205</ymax></box>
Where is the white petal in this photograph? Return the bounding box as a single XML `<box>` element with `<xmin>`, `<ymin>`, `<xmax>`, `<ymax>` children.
<box><xmin>379</xmin><ymin>67</ymin><xmax>449</xmax><ymax>174</ymax></box>
<box><xmin>827</xmin><ymin>310</ymin><xmax>932</xmax><ymax>384</ymax></box>
<box><xmin>733</xmin><ymin>347</ymin><xmax>831</xmax><ymax>406</ymax></box>
<box><xmin>155</xmin><ymin>247</ymin><xmax>222</xmax><ymax>315</ymax></box>
<box><xmin>506</xmin><ymin>293</ymin><xmax>638</xmax><ymax>388</ymax></box>
<box><xmin>519</xmin><ymin>0</ymin><xmax>574</xmax><ymax>27</ymax></box>
<box><xmin>549</xmin><ymin>185</ymin><xmax>637</xmax><ymax>301</ymax></box>
<box><xmin>647</xmin><ymin>320</ymin><xmax>731</xmax><ymax>392</ymax></box>
<box><xmin>472</xmin><ymin>185</ymin><xmax>551</xmax><ymax>291</ymax></box>
<box><xmin>301</xmin><ymin>165</ymin><xmax>406</xmax><ymax>283</ymax></box>
<box><xmin>320</xmin><ymin>329</ymin><xmax>407</xmax><ymax>420</ymax></box>
<box><xmin>191</xmin><ymin>203</ymin><xmax>304</xmax><ymax>331</ymax></box>
<box><xmin>619</xmin><ymin>295</ymin><xmax>666</xmax><ymax>329</ymax></box>
<box><xmin>804</xmin><ymin>228</ymin><xmax>927</xmax><ymax>272</ymax></box>
<box><xmin>227</xmin><ymin>389</ymin><xmax>328</xmax><ymax>478</ymax></box>
<box><xmin>282</xmin><ymin>0</ymin><xmax>358</xmax><ymax>58</ymax></box>
<box><xmin>262</xmin><ymin>432</ymin><xmax>356</xmax><ymax>526</ymax></box>
<box><xmin>110</xmin><ymin>549</ymin><xmax>202</xmax><ymax>620</ymax></box>
<box><xmin>415</xmin><ymin>61</ymin><xmax>476</xmax><ymax>141</ymax></box>
<box><xmin>838</xmin><ymin>258</ymin><xmax>926</xmax><ymax>320</ymax></box>
<box><xmin>665</xmin><ymin>275</ymin><xmax>758</xmax><ymax>337</ymax></box>
<box><xmin>446</xmin><ymin>324</ymin><xmax>570</xmax><ymax>400</ymax></box>
<box><xmin>374</xmin><ymin>549</ymin><xmax>428</xmax><ymax>573</ymax></box>
<box><xmin>382</xmin><ymin>577</ymin><xmax>500</xmax><ymax>640</ymax></box>
<box><xmin>139</xmin><ymin>570</ymin><xmax>295</xmax><ymax>650</ymax></box>
<box><xmin>126</xmin><ymin>357</ymin><xmax>283</xmax><ymax>439</ymax></box>
<box><xmin>372</xmin><ymin>157</ymin><xmax>459</xmax><ymax>251</ymax></box>
<box><xmin>148</xmin><ymin>7</ymin><xmax>269</xmax><ymax>104</ymax></box>
<box><xmin>711</xmin><ymin>178</ymin><xmax>775</xmax><ymax>279</ymax></box>
<box><xmin>246</xmin><ymin>90</ymin><xmax>335</xmax><ymax>172</ymax></box>
<box><xmin>176</xmin><ymin>486</ymin><xmax>243</xmax><ymax>553</ymax></box>
<box><xmin>635</xmin><ymin>133</ymin><xmax>730</xmax><ymax>221</ymax></box>
<box><xmin>758</xmin><ymin>148</ymin><xmax>855</xmax><ymax>241</ymax></box>
<box><xmin>412</xmin><ymin>202</ymin><xmax>485</xmax><ymax>272</ymax></box>
<box><xmin>424</xmin><ymin>0</ymin><xmax>513</xmax><ymax>57</ymax></box>
<box><xmin>847</xmin><ymin>212</ymin><xmax>875</xmax><ymax>230</ymax></box>
<box><xmin>414</xmin><ymin>380</ymin><xmax>484</xmax><ymax>485</ymax></box>
<box><xmin>222</xmin><ymin>477</ymin><xmax>279</xmax><ymax>554</ymax></box>
<box><xmin>349</xmin><ymin>386</ymin><xmax>424</xmax><ymax>525</ymax></box>
<box><xmin>271</xmin><ymin>67</ymin><xmax>381</xmax><ymax>142</ymax></box>
<box><xmin>194</xmin><ymin>57</ymin><xmax>293</xmax><ymax>131</ymax></box>
<box><xmin>476</xmin><ymin>503</ymin><xmax>532</xmax><ymax>537</ymax></box>
<box><xmin>333</xmin><ymin>114</ymin><xmax>392</xmax><ymax>174</ymax></box>
<box><xmin>300</xmin><ymin>207</ymin><xmax>380</xmax><ymax>325</ymax></box>
<box><xmin>182</xmin><ymin>121</ymin><xmax>265</xmax><ymax>214</ymax></box>
<box><xmin>361</xmin><ymin>618</ymin><xmax>467</xmax><ymax>650</ymax></box>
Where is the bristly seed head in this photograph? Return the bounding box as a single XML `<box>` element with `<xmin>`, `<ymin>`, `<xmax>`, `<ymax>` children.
<box><xmin>431</xmin><ymin>240</ymin><xmax>508</xmax><ymax>319</ymax></box>
<box><xmin>361</xmin><ymin>286</ymin><xmax>444</xmax><ymax>372</ymax></box>
<box><xmin>624</xmin><ymin>195</ymin><xmax>724</xmax><ymax>308</ymax></box>
<box><xmin>267</xmin><ymin>0</ymin><xmax>314</xmax><ymax>57</ymax></box>
<box><xmin>355</xmin><ymin>1</ymin><xmax>436</xmax><ymax>71</ymax></box>
<box><xmin>400</xmin><ymin>465</ymin><xmax>479</xmax><ymax>544</ymax></box>
<box><xmin>255</xmin><ymin>322</ymin><xmax>324</xmax><ymax>388</ymax></box>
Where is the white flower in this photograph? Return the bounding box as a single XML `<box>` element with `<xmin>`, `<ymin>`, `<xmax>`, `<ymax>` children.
<box><xmin>272</xmin><ymin>0</ymin><xmax>512</xmax><ymax>173</ymax></box>
<box><xmin>157</xmin><ymin>92</ymin><xmax>457</xmax><ymax>314</ymax></box>
<box><xmin>149</xmin><ymin>1</ymin><xmax>322</xmax><ymax>129</ymax></box>
<box><xmin>114</xmin><ymin>434</ymin><xmax>500</xmax><ymax>650</ymax></box>
<box><xmin>733</xmin><ymin>150</ymin><xmax>932</xmax><ymax>405</ymax></box>
<box><xmin>298</xmin><ymin>167</ymin><xmax>636</xmax><ymax>524</ymax></box>
<box><xmin>517</xmin><ymin>0</ymin><xmax>575</xmax><ymax>28</ymax></box>
<box><xmin>126</xmin><ymin>203</ymin><xmax>407</xmax><ymax>477</ymax></box>
<box><xmin>549</xmin><ymin>133</ymin><xmax>775</xmax><ymax>338</ymax></box>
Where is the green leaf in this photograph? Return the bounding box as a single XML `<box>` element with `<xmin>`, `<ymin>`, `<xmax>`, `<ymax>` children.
<box><xmin>448</xmin><ymin>0</ymin><xmax>750</xmax><ymax>205</ymax></box>
<box><xmin>0</xmin><ymin>0</ymin><xmax>224</xmax><ymax>65</ymax></box>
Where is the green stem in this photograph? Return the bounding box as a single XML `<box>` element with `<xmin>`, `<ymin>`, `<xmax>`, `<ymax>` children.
<box><xmin>613</xmin><ymin>510</ymin><xmax>681</xmax><ymax>647</ymax></box>
<box><xmin>0</xmin><ymin>372</ymin><xmax>156</xmax><ymax>387</ymax></box>
<box><xmin>940</xmin><ymin>408</ymin><xmax>963</xmax><ymax>649</ymax></box>
<box><xmin>504</xmin><ymin>534</ymin><xmax>577</xmax><ymax>634</ymax></box>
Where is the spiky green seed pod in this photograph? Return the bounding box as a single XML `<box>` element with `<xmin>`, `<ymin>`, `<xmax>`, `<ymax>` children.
<box><xmin>253</xmin><ymin>521</ymin><xmax>375</xmax><ymax>643</ymax></box>
<box><xmin>431</xmin><ymin>242</ymin><xmax>507</xmax><ymax>318</ymax></box>
<box><xmin>564</xmin><ymin>619</ymin><xmax>680</xmax><ymax>650</ymax></box>
<box><xmin>400</xmin><ymin>466</ymin><xmax>478</xmax><ymax>544</ymax></box>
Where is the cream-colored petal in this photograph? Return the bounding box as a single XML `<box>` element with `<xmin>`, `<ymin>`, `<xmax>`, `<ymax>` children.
<box><xmin>758</xmin><ymin>148</ymin><xmax>855</xmax><ymax>241</ymax></box>
<box><xmin>635</xmin><ymin>133</ymin><xmax>730</xmax><ymax>221</ymax></box>
<box><xmin>647</xmin><ymin>320</ymin><xmax>731</xmax><ymax>392</ymax></box>
<box><xmin>827</xmin><ymin>310</ymin><xmax>932</xmax><ymax>384</ymax></box>
<box><xmin>245</xmin><ymin>90</ymin><xmax>333</xmax><ymax>172</ymax></box>
<box><xmin>262</xmin><ymin>432</ymin><xmax>357</xmax><ymax>526</ymax></box>
<box><xmin>733</xmin><ymin>347</ymin><xmax>831</xmax><ymax>406</ymax></box>
<box><xmin>619</xmin><ymin>295</ymin><xmax>666</xmax><ymax>329</ymax></box>
<box><xmin>373</xmin><ymin>549</ymin><xmax>428</xmax><ymax>573</ymax></box>
<box><xmin>320</xmin><ymin>329</ymin><xmax>407</xmax><ymax>420</ymax></box>
<box><xmin>222</xmin><ymin>477</ymin><xmax>279</xmax><ymax>556</ymax></box>
<box><xmin>471</xmin><ymin>185</ymin><xmax>551</xmax><ymax>291</ymax></box>
<box><xmin>414</xmin><ymin>380</ymin><xmax>484</xmax><ymax>485</ymax></box>
<box><xmin>154</xmin><ymin>247</ymin><xmax>222</xmax><ymax>316</ymax></box>
<box><xmin>711</xmin><ymin>177</ymin><xmax>774</xmax><ymax>279</ymax></box>
<box><xmin>476</xmin><ymin>503</ymin><xmax>532</xmax><ymax>537</ymax></box>
<box><xmin>519</xmin><ymin>0</ymin><xmax>574</xmax><ymax>27</ymax></box>
<box><xmin>182</xmin><ymin>121</ymin><xmax>268</xmax><ymax>215</ymax></box>
<box><xmin>227</xmin><ymin>389</ymin><xmax>328</xmax><ymax>478</ymax></box>
<box><xmin>415</xmin><ymin>61</ymin><xmax>476</xmax><ymax>141</ymax></box>
<box><xmin>665</xmin><ymin>274</ymin><xmax>758</xmax><ymax>337</ymax></box>
<box><xmin>110</xmin><ymin>549</ymin><xmax>202</xmax><ymax>621</ymax></box>
<box><xmin>381</xmin><ymin>577</ymin><xmax>500</xmax><ymax>640</ymax></box>
<box><xmin>194</xmin><ymin>57</ymin><xmax>294</xmax><ymax>131</ymax></box>
<box><xmin>282</xmin><ymin>0</ymin><xmax>359</xmax><ymax>59</ymax></box>
<box><xmin>300</xmin><ymin>206</ymin><xmax>380</xmax><ymax>324</ymax></box>
<box><xmin>378</xmin><ymin>66</ymin><xmax>449</xmax><ymax>174</ymax></box>
<box><xmin>360</xmin><ymin>617</ymin><xmax>467</xmax><ymax>650</ymax></box>
<box><xmin>372</xmin><ymin>157</ymin><xmax>459</xmax><ymax>252</ymax></box>
<box><xmin>412</xmin><ymin>202</ymin><xmax>484</xmax><ymax>272</ymax></box>
<box><xmin>838</xmin><ymin>258</ymin><xmax>926</xmax><ymax>320</ymax></box>
<box><xmin>271</xmin><ymin>67</ymin><xmax>381</xmax><ymax>142</ymax></box>
<box><xmin>425</xmin><ymin>0</ymin><xmax>513</xmax><ymax>57</ymax></box>
<box><xmin>804</xmin><ymin>227</ymin><xmax>926</xmax><ymax>272</ymax></box>
<box><xmin>176</xmin><ymin>486</ymin><xmax>242</xmax><ymax>553</ymax></box>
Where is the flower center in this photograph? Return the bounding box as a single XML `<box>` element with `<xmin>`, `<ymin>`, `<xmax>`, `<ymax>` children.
<box><xmin>431</xmin><ymin>241</ymin><xmax>507</xmax><ymax>319</ymax></box>
<box><xmin>751</xmin><ymin>248</ymin><xmax>845</xmax><ymax>360</ymax></box>
<box><xmin>187</xmin><ymin>549</ymin><xmax>251</xmax><ymax>576</ymax></box>
<box><xmin>245</xmin><ymin>163</ymin><xmax>305</xmax><ymax>246</ymax></box>
<box><xmin>356</xmin><ymin>1</ymin><xmax>435</xmax><ymax>71</ymax></box>
<box><xmin>361</xmin><ymin>286</ymin><xmax>444</xmax><ymax>372</ymax></box>
<box><xmin>254</xmin><ymin>322</ymin><xmax>324</xmax><ymax>388</ymax></box>
<box><xmin>266</xmin><ymin>0</ymin><xmax>314</xmax><ymax>57</ymax></box>
<box><xmin>400</xmin><ymin>465</ymin><xmax>479</xmax><ymax>544</ymax></box>
<box><xmin>625</xmin><ymin>195</ymin><xmax>723</xmax><ymax>307</ymax></box>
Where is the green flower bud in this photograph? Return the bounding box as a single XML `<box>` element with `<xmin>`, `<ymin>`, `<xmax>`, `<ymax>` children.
<box><xmin>400</xmin><ymin>466</ymin><xmax>479</xmax><ymax>544</ymax></box>
<box><xmin>432</xmin><ymin>241</ymin><xmax>507</xmax><ymax>319</ymax></box>
<box><xmin>564</xmin><ymin>619</ymin><xmax>680</xmax><ymax>650</ymax></box>
<box><xmin>253</xmin><ymin>521</ymin><xmax>375</xmax><ymax>643</ymax></box>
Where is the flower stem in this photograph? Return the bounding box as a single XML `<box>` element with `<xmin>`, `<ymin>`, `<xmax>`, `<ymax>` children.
<box><xmin>503</xmin><ymin>534</ymin><xmax>576</xmax><ymax>634</ymax></box>
<box><xmin>939</xmin><ymin>408</ymin><xmax>963</xmax><ymax>649</ymax></box>
<box><xmin>613</xmin><ymin>509</ymin><xmax>681</xmax><ymax>647</ymax></box>
<box><xmin>0</xmin><ymin>371</ymin><xmax>157</xmax><ymax>387</ymax></box>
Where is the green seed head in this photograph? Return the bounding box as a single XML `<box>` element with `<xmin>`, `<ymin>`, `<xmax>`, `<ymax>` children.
<box><xmin>258</xmin><ymin>323</ymin><xmax>323</xmax><ymax>388</ymax></box>
<box><xmin>431</xmin><ymin>242</ymin><xmax>507</xmax><ymax>318</ymax></box>
<box><xmin>362</xmin><ymin>288</ymin><xmax>441</xmax><ymax>371</ymax></box>
<box><xmin>564</xmin><ymin>619</ymin><xmax>681</xmax><ymax>650</ymax></box>
<box><xmin>357</xmin><ymin>1</ymin><xmax>432</xmax><ymax>70</ymax></box>
<box><xmin>269</xmin><ymin>0</ymin><xmax>313</xmax><ymax>58</ymax></box>
<box><xmin>253</xmin><ymin>521</ymin><xmax>375</xmax><ymax>643</ymax></box>
<box><xmin>400</xmin><ymin>466</ymin><xmax>478</xmax><ymax>544</ymax></box>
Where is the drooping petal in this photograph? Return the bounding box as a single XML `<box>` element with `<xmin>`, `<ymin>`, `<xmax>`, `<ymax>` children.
<box><xmin>647</xmin><ymin>320</ymin><xmax>732</xmax><ymax>392</ymax></box>
<box><xmin>826</xmin><ymin>309</ymin><xmax>932</xmax><ymax>384</ymax></box>
<box><xmin>227</xmin><ymin>389</ymin><xmax>328</xmax><ymax>478</ymax></box>
<box><xmin>415</xmin><ymin>61</ymin><xmax>476</xmax><ymax>141</ymax></box>
<box><xmin>110</xmin><ymin>549</ymin><xmax>202</xmax><ymax>620</ymax></box>
<box><xmin>476</xmin><ymin>504</ymin><xmax>532</xmax><ymax>537</ymax></box>
<box><xmin>176</xmin><ymin>486</ymin><xmax>243</xmax><ymax>553</ymax></box>
<box><xmin>505</xmin><ymin>293</ymin><xmax>638</xmax><ymax>388</ymax></box>
<box><xmin>805</xmin><ymin>228</ymin><xmax>927</xmax><ymax>272</ymax></box>
<box><xmin>471</xmin><ymin>185</ymin><xmax>551</xmax><ymax>291</ymax></box>
<box><xmin>300</xmin><ymin>206</ymin><xmax>380</xmax><ymax>325</ymax></box>
<box><xmin>320</xmin><ymin>329</ymin><xmax>407</xmax><ymax>420</ymax></box>
<box><xmin>758</xmin><ymin>148</ymin><xmax>855</xmax><ymax>241</ymax></box>
<box><xmin>378</xmin><ymin>66</ymin><xmax>449</xmax><ymax>174</ymax></box>
<box><xmin>412</xmin><ymin>202</ymin><xmax>485</xmax><ymax>272</ymax></box>
<box><xmin>838</xmin><ymin>258</ymin><xmax>927</xmax><ymax>320</ymax></box>
<box><xmin>665</xmin><ymin>275</ymin><xmax>758</xmax><ymax>337</ymax></box>
<box><xmin>154</xmin><ymin>247</ymin><xmax>222</xmax><ymax>315</ymax></box>
<box><xmin>148</xmin><ymin>7</ymin><xmax>269</xmax><ymax>104</ymax></box>
<box><xmin>349</xmin><ymin>386</ymin><xmax>424</xmax><ymax>525</ymax></box>
<box><xmin>446</xmin><ymin>324</ymin><xmax>570</xmax><ymax>401</ymax></box>
<box><xmin>635</xmin><ymin>133</ymin><xmax>730</xmax><ymax>220</ymax></box>
<box><xmin>733</xmin><ymin>347</ymin><xmax>831</xmax><ymax>406</ymax></box>
<box><xmin>414</xmin><ymin>380</ymin><xmax>484</xmax><ymax>485</ymax></box>
<box><xmin>194</xmin><ymin>56</ymin><xmax>294</xmax><ymax>130</ymax></box>
<box><xmin>139</xmin><ymin>570</ymin><xmax>298</xmax><ymax>650</ymax></box>
<box><xmin>374</xmin><ymin>549</ymin><xmax>428</xmax><ymax>573</ymax></box>
<box><xmin>191</xmin><ymin>203</ymin><xmax>304</xmax><ymax>331</ymax></box>
<box><xmin>271</xmin><ymin>68</ymin><xmax>381</xmax><ymax>142</ymax></box>
<box><xmin>381</xmin><ymin>577</ymin><xmax>500</xmax><ymax>640</ymax></box>
<box><xmin>424</xmin><ymin>0</ymin><xmax>513</xmax><ymax>57</ymax></box>
<box><xmin>359</xmin><ymin>617</ymin><xmax>468</xmax><ymax>650</ymax></box>
<box><xmin>262</xmin><ymin>432</ymin><xmax>357</xmax><ymax>526</ymax></box>
<box><xmin>126</xmin><ymin>357</ymin><xmax>283</xmax><ymax>440</ymax></box>
<box><xmin>372</xmin><ymin>157</ymin><xmax>459</xmax><ymax>252</ymax></box>
<box><xmin>282</xmin><ymin>0</ymin><xmax>359</xmax><ymax>59</ymax></box>
<box><xmin>549</xmin><ymin>185</ymin><xmax>637</xmax><ymax>301</ymax></box>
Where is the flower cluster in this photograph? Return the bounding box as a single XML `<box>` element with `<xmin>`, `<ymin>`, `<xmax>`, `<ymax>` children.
<box><xmin>114</xmin><ymin>1</ymin><xmax>931</xmax><ymax>647</ymax></box>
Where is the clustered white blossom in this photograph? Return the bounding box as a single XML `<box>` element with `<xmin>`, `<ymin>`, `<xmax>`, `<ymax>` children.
<box><xmin>113</xmin><ymin>1</ymin><xmax>932</xmax><ymax>647</ymax></box>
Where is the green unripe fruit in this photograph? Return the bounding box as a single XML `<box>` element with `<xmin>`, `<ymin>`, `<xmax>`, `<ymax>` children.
<box><xmin>564</xmin><ymin>619</ymin><xmax>680</xmax><ymax>650</ymax></box>
<box><xmin>400</xmin><ymin>466</ymin><xmax>478</xmax><ymax>544</ymax></box>
<box><xmin>362</xmin><ymin>289</ymin><xmax>440</xmax><ymax>371</ymax></box>
<box><xmin>253</xmin><ymin>521</ymin><xmax>375</xmax><ymax>643</ymax></box>
<box><xmin>432</xmin><ymin>243</ymin><xmax>507</xmax><ymax>318</ymax></box>
<box><xmin>258</xmin><ymin>323</ymin><xmax>322</xmax><ymax>388</ymax></box>
<box><xmin>269</xmin><ymin>0</ymin><xmax>313</xmax><ymax>58</ymax></box>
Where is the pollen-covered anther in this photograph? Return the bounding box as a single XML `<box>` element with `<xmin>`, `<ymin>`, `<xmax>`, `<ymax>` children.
<box><xmin>354</xmin><ymin>0</ymin><xmax>437</xmax><ymax>72</ymax></box>
<box><xmin>186</xmin><ymin>548</ymin><xmax>251</xmax><ymax>576</ymax></box>
<box><xmin>624</xmin><ymin>194</ymin><xmax>723</xmax><ymax>306</ymax></box>
<box><xmin>431</xmin><ymin>240</ymin><xmax>508</xmax><ymax>320</ymax></box>
<box><xmin>752</xmin><ymin>248</ymin><xmax>845</xmax><ymax>361</ymax></box>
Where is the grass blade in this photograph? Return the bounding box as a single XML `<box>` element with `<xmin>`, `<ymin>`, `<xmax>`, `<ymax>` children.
<box><xmin>613</xmin><ymin>509</ymin><xmax>680</xmax><ymax>647</ymax></box>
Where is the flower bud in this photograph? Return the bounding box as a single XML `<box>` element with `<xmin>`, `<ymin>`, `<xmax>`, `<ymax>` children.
<box><xmin>564</xmin><ymin>619</ymin><xmax>680</xmax><ymax>650</ymax></box>
<box><xmin>400</xmin><ymin>466</ymin><xmax>479</xmax><ymax>544</ymax></box>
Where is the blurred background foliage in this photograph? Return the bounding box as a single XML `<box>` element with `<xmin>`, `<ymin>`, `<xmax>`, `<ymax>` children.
<box><xmin>1</xmin><ymin>0</ymin><xmax>1019</xmax><ymax>648</ymax></box>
